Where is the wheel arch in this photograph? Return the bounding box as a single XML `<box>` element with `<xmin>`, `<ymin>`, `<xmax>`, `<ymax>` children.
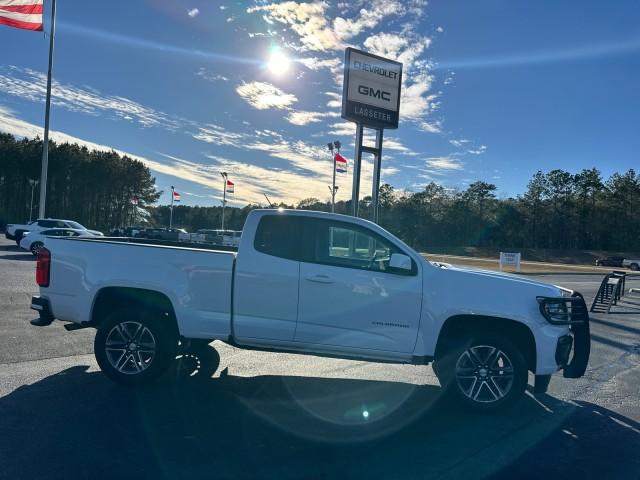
<box><xmin>435</xmin><ymin>314</ymin><xmax>537</xmax><ymax>372</ymax></box>
<box><xmin>91</xmin><ymin>287</ymin><xmax>178</xmax><ymax>336</ymax></box>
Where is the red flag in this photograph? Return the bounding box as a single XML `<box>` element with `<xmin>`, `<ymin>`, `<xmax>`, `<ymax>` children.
<box><xmin>0</xmin><ymin>1</ymin><xmax>43</xmax><ymax>31</ymax></box>
<box><xmin>226</xmin><ymin>180</ymin><xmax>234</xmax><ymax>193</ymax></box>
<box><xmin>172</xmin><ymin>190</ymin><xmax>181</xmax><ymax>202</ymax></box>
<box><xmin>334</xmin><ymin>152</ymin><xmax>348</xmax><ymax>173</ymax></box>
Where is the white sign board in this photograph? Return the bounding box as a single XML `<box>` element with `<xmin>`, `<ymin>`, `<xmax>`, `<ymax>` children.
<box><xmin>499</xmin><ymin>252</ymin><xmax>521</xmax><ymax>272</ymax></box>
<box><xmin>341</xmin><ymin>47</ymin><xmax>403</xmax><ymax>130</ymax></box>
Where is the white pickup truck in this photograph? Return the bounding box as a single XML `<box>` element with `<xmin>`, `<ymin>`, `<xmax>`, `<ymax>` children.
<box><xmin>30</xmin><ymin>209</ymin><xmax>590</xmax><ymax>411</ymax></box>
<box><xmin>622</xmin><ymin>258</ymin><xmax>640</xmax><ymax>271</ymax></box>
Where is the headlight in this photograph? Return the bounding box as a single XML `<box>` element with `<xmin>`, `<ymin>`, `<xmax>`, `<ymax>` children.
<box><xmin>537</xmin><ymin>296</ymin><xmax>587</xmax><ymax>325</ymax></box>
<box><xmin>543</xmin><ymin>301</ymin><xmax>567</xmax><ymax>317</ymax></box>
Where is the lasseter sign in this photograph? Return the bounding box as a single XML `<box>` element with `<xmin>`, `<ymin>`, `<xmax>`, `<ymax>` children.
<box><xmin>341</xmin><ymin>47</ymin><xmax>403</xmax><ymax>130</ymax></box>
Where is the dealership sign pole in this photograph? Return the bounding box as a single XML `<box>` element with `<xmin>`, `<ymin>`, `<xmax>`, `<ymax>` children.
<box><xmin>341</xmin><ymin>47</ymin><xmax>402</xmax><ymax>222</ymax></box>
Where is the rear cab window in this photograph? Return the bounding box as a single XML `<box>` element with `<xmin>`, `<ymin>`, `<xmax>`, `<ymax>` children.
<box><xmin>254</xmin><ymin>215</ymin><xmax>306</xmax><ymax>261</ymax></box>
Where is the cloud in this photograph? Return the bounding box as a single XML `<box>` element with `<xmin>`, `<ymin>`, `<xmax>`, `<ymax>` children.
<box><xmin>0</xmin><ymin>104</ymin><xmax>211</xmax><ymax>198</ymax></box>
<box><xmin>196</xmin><ymin>68</ymin><xmax>229</xmax><ymax>82</ymax></box>
<box><xmin>363</xmin><ymin>32</ymin><xmax>431</xmax><ymax>67</ymax></box>
<box><xmin>187</xmin><ymin>8</ymin><xmax>200</xmax><ymax>18</ymax></box>
<box><xmin>327</xmin><ymin>121</ymin><xmax>355</xmax><ymax>136</ymax></box>
<box><xmin>333</xmin><ymin>0</ymin><xmax>406</xmax><ymax>41</ymax></box>
<box><xmin>362</xmin><ymin>32</ymin><xmax>436</xmax><ymax>122</ymax></box>
<box><xmin>425</xmin><ymin>156</ymin><xmax>463</xmax><ymax>170</ymax></box>
<box><xmin>297</xmin><ymin>57</ymin><xmax>341</xmax><ymax>71</ymax></box>
<box><xmin>249</xmin><ymin>0</ymin><xmax>405</xmax><ymax>52</ymax></box>
<box><xmin>418</xmin><ymin>121</ymin><xmax>442</xmax><ymax>134</ymax></box>
<box><xmin>0</xmin><ymin>65</ymin><xmax>181</xmax><ymax>130</ymax></box>
<box><xmin>467</xmin><ymin>145</ymin><xmax>487</xmax><ymax>155</ymax></box>
<box><xmin>235</xmin><ymin>81</ymin><xmax>298</xmax><ymax>110</ymax></box>
<box><xmin>449</xmin><ymin>138</ymin><xmax>470</xmax><ymax>148</ymax></box>
<box><xmin>401</xmin><ymin>77</ymin><xmax>437</xmax><ymax>120</ymax></box>
<box><xmin>286</xmin><ymin>110</ymin><xmax>324</xmax><ymax>125</ymax></box>
<box><xmin>449</xmin><ymin>138</ymin><xmax>486</xmax><ymax>155</ymax></box>
<box><xmin>325</xmin><ymin>91</ymin><xmax>342</xmax><ymax>108</ymax></box>
<box><xmin>247</xmin><ymin>2</ymin><xmax>340</xmax><ymax>52</ymax></box>
<box><xmin>192</xmin><ymin>124</ymin><xmax>245</xmax><ymax>146</ymax></box>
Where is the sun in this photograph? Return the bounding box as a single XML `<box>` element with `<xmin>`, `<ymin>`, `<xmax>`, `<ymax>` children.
<box><xmin>267</xmin><ymin>49</ymin><xmax>290</xmax><ymax>75</ymax></box>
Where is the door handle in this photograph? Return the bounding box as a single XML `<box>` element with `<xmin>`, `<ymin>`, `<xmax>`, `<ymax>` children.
<box><xmin>305</xmin><ymin>274</ymin><xmax>334</xmax><ymax>284</ymax></box>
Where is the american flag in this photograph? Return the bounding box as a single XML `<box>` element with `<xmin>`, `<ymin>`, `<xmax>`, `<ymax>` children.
<box><xmin>335</xmin><ymin>152</ymin><xmax>348</xmax><ymax>173</ymax></box>
<box><xmin>0</xmin><ymin>0</ymin><xmax>43</xmax><ymax>31</ymax></box>
<box><xmin>226</xmin><ymin>180</ymin><xmax>234</xmax><ymax>193</ymax></box>
<box><xmin>172</xmin><ymin>190</ymin><xmax>181</xmax><ymax>202</ymax></box>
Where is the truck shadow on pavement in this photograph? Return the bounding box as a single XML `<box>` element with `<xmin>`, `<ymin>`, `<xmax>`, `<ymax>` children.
<box><xmin>1</xmin><ymin>346</ymin><xmax>639</xmax><ymax>480</ymax></box>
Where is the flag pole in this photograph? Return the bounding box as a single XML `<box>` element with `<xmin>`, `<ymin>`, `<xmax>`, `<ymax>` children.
<box><xmin>221</xmin><ymin>172</ymin><xmax>227</xmax><ymax>231</ymax></box>
<box><xmin>38</xmin><ymin>0</ymin><xmax>56</xmax><ymax>219</ymax></box>
<box><xmin>331</xmin><ymin>151</ymin><xmax>337</xmax><ymax>213</ymax></box>
<box><xmin>169</xmin><ymin>186</ymin><xmax>174</xmax><ymax>228</ymax></box>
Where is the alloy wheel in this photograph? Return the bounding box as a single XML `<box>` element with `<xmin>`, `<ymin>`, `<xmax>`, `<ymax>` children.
<box><xmin>104</xmin><ymin>321</ymin><xmax>156</xmax><ymax>374</ymax></box>
<box><xmin>455</xmin><ymin>345</ymin><xmax>515</xmax><ymax>403</ymax></box>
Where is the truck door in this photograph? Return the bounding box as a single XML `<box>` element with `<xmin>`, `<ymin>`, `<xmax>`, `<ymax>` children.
<box><xmin>233</xmin><ymin>215</ymin><xmax>303</xmax><ymax>341</ymax></box>
<box><xmin>295</xmin><ymin>219</ymin><xmax>422</xmax><ymax>353</ymax></box>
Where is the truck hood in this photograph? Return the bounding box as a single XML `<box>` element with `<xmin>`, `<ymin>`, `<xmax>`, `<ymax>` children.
<box><xmin>428</xmin><ymin>260</ymin><xmax>564</xmax><ymax>297</ymax></box>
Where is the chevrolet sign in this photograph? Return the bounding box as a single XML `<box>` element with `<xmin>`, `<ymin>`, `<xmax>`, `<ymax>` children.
<box><xmin>341</xmin><ymin>47</ymin><xmax>403</xmax><ymax>129</ymax></box>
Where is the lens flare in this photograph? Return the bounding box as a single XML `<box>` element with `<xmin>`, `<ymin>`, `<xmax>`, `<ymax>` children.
<box><xmin>268</xmin><ymin>50</ymin><xmax>290</xmax><ymax>75</ymax></box>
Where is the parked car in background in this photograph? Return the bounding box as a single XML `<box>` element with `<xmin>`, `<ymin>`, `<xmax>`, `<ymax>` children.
<box><xmin>110</xmin><ymin>226</ymin><xmax>145</xmax><ymax>237</ymax></box>
<box><xmin>6</xmin><ymin>219</ymin><xmax>103</xmax><ymax>244</ymax></box>
<box><xmin>19</xmin><ymin>228</ymin><xmax>99</xmax><ymax>255</ymax></box>
<box><xmin>196</xmin><ymin>229</ymin><xmax>242</xmax><ymax>247</ymax></box>
<box><xmin>595</xmin><ymin>256</ymin><xmax>625</xmax><ymax>267</ymax></box>
<box><xmin>622</xmin><ymin>258</ymin><xmax>640</xmax><ymax>271</ymax></box>
<box><xmin>136</xmin><ymin>227</ymin><xmax>187</xmax><ymax>241</ymax></box>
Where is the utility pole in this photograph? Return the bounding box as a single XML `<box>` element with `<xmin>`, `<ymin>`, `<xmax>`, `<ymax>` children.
<box><xmin>28</xmin><ymin>179</ymin><xmax>39</xmax><ymax>222</ymax></box>
<box><xmin>169</xmin><ymin>186</ymin><xmax>174</xmax><ymax>228</ymax></box>
<box><xmin>220</xmin><ymin>172</ymin><xmax>227</xmax><ymax>231</ymax></box>
<box><xmin>327</xmin><ymin>185</ymin><xmax>339</xmax><ymax>211</ymax></box>
<box><xmin>327</xmin><ymin>141</ymin><xmax>341</xmax><ymax>213</ymax></box>
<box><xmin>38</xmin><ymin>0</ymin><xmax>57</xmax><ymax>219</ymax></box>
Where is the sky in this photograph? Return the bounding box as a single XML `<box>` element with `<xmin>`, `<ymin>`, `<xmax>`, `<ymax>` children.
<box><xmin>1</xmin><ymin>0</ymin><xmax>639</xmax><ymax>207</ymax></box>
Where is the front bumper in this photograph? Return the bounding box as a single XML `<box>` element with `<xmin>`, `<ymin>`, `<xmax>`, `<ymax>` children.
<box><xmin>537</xmin><ymin>292</ymin><xmax>591</xmax><ymax>378</ymax></box>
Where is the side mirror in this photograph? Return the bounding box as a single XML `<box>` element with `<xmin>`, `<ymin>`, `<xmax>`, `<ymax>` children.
<box><xmin>389</xmin><ymin>253</ymin><xmax>412</xmax><ymax>272</ymax></box>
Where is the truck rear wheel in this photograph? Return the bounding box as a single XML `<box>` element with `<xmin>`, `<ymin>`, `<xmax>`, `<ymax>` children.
<box><xmin>435</xmin><ymin>335</ymin><xmax>527</xmax><ymax>412</ymax></box>
<box><xmin>94</xmin><ymin>308</ymin><xmax>177</xmax><ymax>386</ymax></box>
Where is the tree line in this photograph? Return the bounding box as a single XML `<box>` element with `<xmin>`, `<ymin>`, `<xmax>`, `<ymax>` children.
<box><xmin>0</xmin><ymin>134</ymin><xmax>159</xmax><ymax>230</ymax></box>
<box><xmin>1</xmin><ymin>134</ymin><xmax>638</xmax><ymax>252</ymax></box>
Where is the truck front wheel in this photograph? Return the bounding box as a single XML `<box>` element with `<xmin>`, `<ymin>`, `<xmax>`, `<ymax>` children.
<box><xmin>94</xmin><ymin>308</ymin><xmax>177</xmax><ymax>386</ymax></box>
<box><xmin>435</xmin><ymin>336</ymin><xmax>527</xmax><ymax>411</ymax></box>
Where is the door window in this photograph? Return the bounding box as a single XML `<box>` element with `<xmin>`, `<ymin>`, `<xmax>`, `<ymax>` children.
<box><xmin>312</xmin><ymin>220</ymin><xmax>403</xmax><ymax>273</ymax></box>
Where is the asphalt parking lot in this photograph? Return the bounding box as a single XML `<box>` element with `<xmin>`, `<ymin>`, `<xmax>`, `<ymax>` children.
<box><xmin>0</xmin><ymin>237</ymin><xmax>639</xmax><ymax>480</ymax></box>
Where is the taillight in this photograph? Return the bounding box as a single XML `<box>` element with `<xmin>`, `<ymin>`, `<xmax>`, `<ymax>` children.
<box><xmin>36</xmin><ymin>248</ymin><xmax>51</xmax><ymax>287</ymax></box>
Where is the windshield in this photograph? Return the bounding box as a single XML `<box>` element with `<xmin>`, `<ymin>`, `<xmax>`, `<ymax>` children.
<box><xmin>66</xmin><ymin>221</ymin><xmax>84</xmax><ymax>229</ymax></box>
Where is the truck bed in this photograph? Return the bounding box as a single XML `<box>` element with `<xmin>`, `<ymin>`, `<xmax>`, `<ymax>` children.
<box><xmin>42</xmin><ymin>236</ymin><xmax>237</xmax><ymax>339</ymax></box>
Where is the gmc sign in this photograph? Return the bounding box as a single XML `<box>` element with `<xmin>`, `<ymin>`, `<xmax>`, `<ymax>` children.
<box><xmin>342</xmin><ymin>48</ymin><xmax>403</xmax><ymax>129</ymax></box>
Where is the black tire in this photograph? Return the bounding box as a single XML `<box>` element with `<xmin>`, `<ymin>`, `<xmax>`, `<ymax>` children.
<box><xmin>15</xmin><ymin>230</ymin><xmax>25</xmax><ymax>245</ymax></box>
<box><xmin>94</xmin><ymin>308</ymin><xmax>178</xmax><ymax>386</ymax></box>
<box><xmin>630</xmin><ymin>263</ymin><xmax>639</xmax><ymax>271</ymax></box>
<box><xmin>434</xmin><ymin>335</ymin><xmax>527</xmax><ymax>412</ymax></box>
<box><xmin>30</xmin><ymin>241</ymin><xmax>44</xmax><ymax>256</ymax></box>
